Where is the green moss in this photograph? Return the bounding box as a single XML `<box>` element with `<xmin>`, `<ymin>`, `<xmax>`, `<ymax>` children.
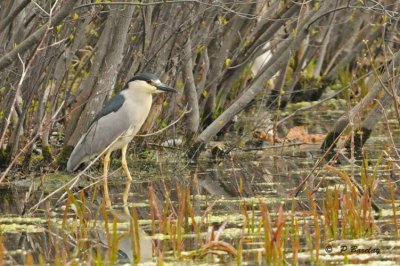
<box><xmin>42</xmin><ymin>146</ymin><xmax>52</xmax><ymax>163</ymax></box>
<box><xmin>109</xmin><ymin>156</ymin><xmax>121</xmax><ymax>168</ymax></box>
<box><xmin>57</xmin><ymin>145</ymin><xmax>74</xmax><ymax>170</ymax></box>
<box><xmin>27</xmin><ymin>153</ymin><xmax>44</xmax><ymax>169</ymax></box>
<box><xmin>46</xmin><ymin>171</ymin><xmax>75</xmax><ymax>182</ymax></box>
<box><xmin>0</xmin><ymin>146</ymin><xmax>11</xmax><ymax>169</ymax></box>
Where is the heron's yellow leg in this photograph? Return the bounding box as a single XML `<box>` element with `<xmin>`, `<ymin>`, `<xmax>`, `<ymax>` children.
<box><xmin>103</xmin><ymin>151</ymin><xmax>112</xmax><ymax>207</ymax></box>
<box><xmin>123</xmin><ymin>181</ymin><xmax>131</xmax><ymax>216</ymax></box>
<box><xmin>121</xmin><ymin>145</ymin><xmax>132</xmax><ymax>181</ymax></box>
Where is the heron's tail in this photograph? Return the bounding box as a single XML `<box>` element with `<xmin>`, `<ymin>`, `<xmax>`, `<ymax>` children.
<box><xmin>66</xmin><ymin>135</ymin><xmax>89</xmax><ymax>172</ymax></box>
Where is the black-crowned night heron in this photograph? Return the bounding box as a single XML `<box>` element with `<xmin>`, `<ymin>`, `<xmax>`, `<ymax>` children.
<box><xmin>67</xmin><ymin>73</ymin><xmax>177</xmax><ymax>206</ymax></box>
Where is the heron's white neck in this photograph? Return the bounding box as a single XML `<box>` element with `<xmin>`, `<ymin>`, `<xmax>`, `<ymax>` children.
<box><xmin>121</xmin><ymin>80</ymin><xmax>155</xmax><ymax>110</ymax></box>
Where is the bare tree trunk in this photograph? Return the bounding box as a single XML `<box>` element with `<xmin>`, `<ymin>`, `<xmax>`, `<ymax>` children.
<box><xmin>321</xmin><ymin>50</ymin><xmax>400</xmax><ymax>159</ymax></box>
<box><xmin>268</xmin><ymin>52</ymin><xmax>291</xmax><ymax>109</ymax></box>
<box><xmin>278</xmin><ymin>43</ymin><xmax>313</xmax><ymax>108</ymax></box>
<box><xmin>188</xmin><ymin>1</ymin><xmax>335</xmax><ymax>158</ymax></box>
<box><xmin>64</xmin><ymin>10</ymin><xmax>117</xmax><ymax>147</ymax></box>
<box><xmin>0</xmin><ymin>0</ymin><xmax>76</xmax><ymax>72</ymax></box>
<box><xmin>326</xmin><ymin>27</ymin><xmax>382</xmax><ymax>81</ymax></box>
<box><xmin>220</xmin><ymin>3</ymin><xmax>300</xmax><ymax>108</ymax></box>
<box><xmin>196</xmin><ymin>48</ymin><xmax>210</xmax><ymax>98</ymax></box>
<box><xmin>182</xmin><ymin>37</ymin><xmax>200</xmax><ymax>140</ymax></box>
<box><xmin>8</xmin><ymin>43</ymin><xmax>49</xmax><ymax>158</ymax></box>
<box><xmin>323</xmin><ymin>11</ymin><xmax>365</xmax><ymax>74</ymax></box>
<box><xmin>0</xmin><ymin>0</ymin><xmax>30</xmax><ymax>33</ymax></box>
<box><xmin>40</xmin><ymin>81</ymin><xmax>57</xmax><ymax>162</ymax></box>
<box><xmin>139</xmin><ymin>6</ymin><xmax>190</xmax><ymax>134</ymax></box>
<box><xmin>347</xmin><ymin>83</ymin><xmax>399</xmax><ymax>156</ymax></box>
<box><xmin>40</xmin><ymin>14</ymin><xmax>91</xmax><ymax>163</ymax></box>
<box><xmin>313</xmin><ymin>7</ymin><xmax>337</xmax><ymax>79</ymax></box>
<box><xmin>201</xmin><ymin>4</ymin><xmax>254</xmax><ymax>128</ymax></box>
<box><xmin>65</xmin><ymin>4</ymin><xmax>136</xmax><ymax>149</ymax></box>
<box><xmin>1</xmin><ymin>0</ymin><xmax>398</xmax><ymax>172</ymax></box>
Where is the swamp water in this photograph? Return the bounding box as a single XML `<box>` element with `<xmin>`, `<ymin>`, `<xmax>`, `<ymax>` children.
<box><xmin>1</xmin><ymin>100</ymin><xmax>400</xmax><ymax>265</ymax></box>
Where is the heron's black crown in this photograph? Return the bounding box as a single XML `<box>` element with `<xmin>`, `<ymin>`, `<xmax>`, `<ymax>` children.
<box><xmin>122</xmin><ymin>73</ymin><xmax>160</xmax><ymax>91</ymax></box>
<box><xmin>123</xmin><ymin>72</ymin><xmax>178</xmax><ymax>94</ymax></box>
<box><xmin>129</xmin><ymin>72</ymin><xmax>159</xmax><ymax>83</ymax></box>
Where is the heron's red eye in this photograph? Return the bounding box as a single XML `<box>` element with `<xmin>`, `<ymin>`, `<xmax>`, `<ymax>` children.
<box><xmin>146</xmin><ymin>80</ymin><xmax>152</xmax><ymax>84</ymax></box>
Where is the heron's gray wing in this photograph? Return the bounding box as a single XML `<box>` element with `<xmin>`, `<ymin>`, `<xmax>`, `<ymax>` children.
<box><xmin>67</xmin><ymin>97</ymin><xmax>131</xmax><ymax>171</ymax></box>
<box><xmin>89</xmin><ymin>94</ymin><xmax>125</xmax><ymax>128</ymax></box>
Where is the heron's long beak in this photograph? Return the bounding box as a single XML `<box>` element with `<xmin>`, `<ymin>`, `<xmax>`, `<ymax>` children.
<box><xmin>155</xmin><ymin>82</ymin><xmax>178</xmax><ymax>93</ymax></box>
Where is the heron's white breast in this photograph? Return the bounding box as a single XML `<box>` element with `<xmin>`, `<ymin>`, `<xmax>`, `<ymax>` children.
<box><xmin>120</xmin><ymin>87</ymin><xmax>153</xmax><ymax>139</ymax></box>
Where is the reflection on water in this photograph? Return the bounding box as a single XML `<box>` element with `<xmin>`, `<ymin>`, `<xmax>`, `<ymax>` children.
<box><xmin>1</xmin><ymin>103</ymin><xmax>400</xmax><ymax>264</ymax></box>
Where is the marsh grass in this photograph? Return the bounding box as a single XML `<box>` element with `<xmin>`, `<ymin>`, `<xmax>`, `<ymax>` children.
<box><xmin>1</xmin><ymin>158</ymin><xmax>399</xmax><ymax>265</ymax></box>
<box><xmin>130</xmin><ymin>206</ymin><xmax>141</xmax><ymax>263</ymax></box>
<box><xmin>308</xmin><ymin>191</ymin><xmax>320</xmax><ymax>262</ymax></box>
<box><xmin>384</xmin><ymin>165</ymin><xmax>399</xmax><ymax>239</ymax></box>
<box><xmin>0</xmin><ymin>236</ymin><xmax>4</xmax><ymax>265</ymax></box>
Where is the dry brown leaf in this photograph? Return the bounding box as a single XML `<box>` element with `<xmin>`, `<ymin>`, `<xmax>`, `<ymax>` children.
<box><xmin>286</xmin><ymin>126</ymin><xmax>325</xmax><ymax>143</ymax></box>
<box><xmin>253</xmin><ymin>130</ymin><xmax>282</xmax><ymax>143</ymax></box>
<box><xmin>200</xmin><ymin>241</ymin><xmax>238</xmax><ymax>256</ymax></box>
